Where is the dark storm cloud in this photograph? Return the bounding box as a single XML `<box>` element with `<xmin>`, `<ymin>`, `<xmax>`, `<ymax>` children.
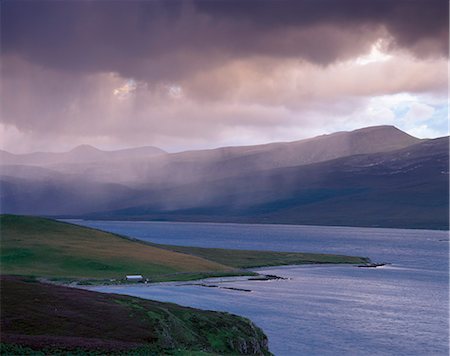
<box><xmin>1</xmin><ymin>0</ymin><xmax>447</xmax><ymax>153</ymax></box>
<box><xmin>2</xmin><ymin>0</ymin><xmax>447</xmax><ymax>81</ymax></box>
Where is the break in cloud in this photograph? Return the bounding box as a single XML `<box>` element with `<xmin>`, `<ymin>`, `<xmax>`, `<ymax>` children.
<box><xmin>0</xmin><ymin>0</ymin><xmax>448</xmax><ymax>153</ymax></box>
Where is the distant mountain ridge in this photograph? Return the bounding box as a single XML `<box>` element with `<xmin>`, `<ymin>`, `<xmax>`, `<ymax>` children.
<box><xmin>0</xmin><ymin>145</ymin><xmax>166</xmax><ymax>166</ymax></box>
<box><xmin>1</xmin><ymin>125</ymin><xmax>421</xmax><ymax>187</ymax></box>
<box><xmin>0</xmin><ymin>125</ymin><xmax>418</xmax><ymax>166</ymax></box>
<box><xmin>165</xmin><ymin>125</ymin><xmax>420</xmax><ymax>179</ymax></box>
<box><xmin>63</xmin><ymin>125</ymin><xmax>425</xmax><ymax>186</ymax></box>
<box><xmin>1</xmin><ymin>125</ymin><xmax>448</xmax><ymax>229</ymax></box>
<box><xmin>171</xmin><ymin>125</ymin><xmax>420</xmax><ymax>165</ymax></box>
<box><xmin>85</xmin><ymin>137</ymin><xmax>449</xmax><ymax>229</ymax></box>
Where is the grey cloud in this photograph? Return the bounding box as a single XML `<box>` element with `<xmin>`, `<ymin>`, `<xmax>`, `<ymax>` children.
<box><xmin>2</xmin><ymin>0</ymin><xmax>447</xmax><ymax>83</ymax></box>
<box><xmin>1</xmin><ymin>49</ymin><xmax>446</xmax><ymax>151</ymax></box>
<box><xmin>1</xmin><ymin>0</ymin><xmax>447</xmax><ymax>153</ymax></box>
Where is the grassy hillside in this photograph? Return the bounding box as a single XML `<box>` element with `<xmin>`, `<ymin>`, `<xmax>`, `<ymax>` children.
<box><xmin>0</xmin><ymin>215</ymin><xmax>235</xmax><ymax>281</ymax></box>
<box><xmin>0</xmin><ymin>215</ymin><xmax>369</xmax><ymax>284</ymax></box>
<box><xmin>155</xmin><ymin>245</ymin><xmax>369</xmax><ymax>268</ymax></box>
<box><xmin>0</xmin><ymin>216</ymin><xmax>367</xmax><ymax>354</ymax></box>
<box><xmin>1</xmin><ymin>276</ymin><xmax>270</xmax><ymax>355</ymax></box>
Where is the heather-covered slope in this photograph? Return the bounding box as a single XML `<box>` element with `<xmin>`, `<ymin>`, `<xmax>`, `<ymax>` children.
<box><xmin>1</xmin><ymin>276</ymin><xmax>270</xmax><ymax>355</ymax></box>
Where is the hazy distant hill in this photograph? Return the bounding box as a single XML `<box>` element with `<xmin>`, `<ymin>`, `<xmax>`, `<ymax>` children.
<box><xmin>1</xmin><ymin>126</ymin><xmax>447</xmax><ymax>229</ymax></box>
<box><xmin>0</xmin><ymin>165</ymin><xmax>143</xmax><ymax>215</ymax></box>
<box><xmin>169</xmin><ymin>124</ymin><xmax>421</xmax><ymax>173</ymax></box>
<box><xmin>0</xmin><ymin>125</ymin><xmax>421</xmax><ymax>186</ymax></box>
<box><xmin>86</xmin><ymin>137</ymin><xmax>449</xmax><ymax>229</ymax></box>
<box><xmin>121</xmin><ymin>125</ymin><xmax>421</xmax><ymax>186</ymax></box>
<box><xmin>0</xmin><ymin>145</ymin><xmax>166</xmax><ymax>166</ymax></box>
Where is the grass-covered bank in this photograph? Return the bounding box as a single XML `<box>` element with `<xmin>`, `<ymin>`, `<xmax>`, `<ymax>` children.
<box><xmin>0</xmin><ymin>276</ymin><xmax>271</xmax><ymax>355</ymax></box>
<box><xmin>0</xmin><ymin>215</ymin><xmax>370</xmax><ymax>284</ymax></box>
<box><xmin>0</xmin><ymin>215</ymin><xmax>371</xmax><ymax>354</ymax></box>
<box><xmin>0</xmin><ymin>215</ymin><xmax>236</xmax><ymax>282</ymax></box>
<box><xmin>154</xmin><ymin>244</ymin><xmax>370</xmax><ymax>268</ymax></box>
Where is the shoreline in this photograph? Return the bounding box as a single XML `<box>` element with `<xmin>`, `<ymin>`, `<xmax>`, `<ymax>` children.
<box><xmin>1</xmin><ymin>215</ymin><xmax>372</xmax><ymax>288</ymax></box>
<box><xmin>71</xmin><ymin>261</ymin><xmax>380</xmax><ymax>289</ymax></box>
<box><xmin>61</xmin><ymin>217</ymin><xmax>450</xmax><ymax>232</ymax></box>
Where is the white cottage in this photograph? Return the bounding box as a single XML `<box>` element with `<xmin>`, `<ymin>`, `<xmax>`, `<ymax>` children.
<box><xmin>126</xmin><ymin>275</ymin><xmax>143</xmax><ymax>282</ymax></box>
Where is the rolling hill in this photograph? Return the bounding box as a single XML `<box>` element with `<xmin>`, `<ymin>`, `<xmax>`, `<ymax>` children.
<box><xmin>0</xmin><ymin>126</ymin><xmax>447</xmax><ymax>229</ymax></box>
<box><xmin>0</xmin><ymin>215</ymin><xmax>233</xmax><ymax>281</ymax></box>
<box><xmin>0</xmin><ymin>216</ymin><xmax>368</xmax><ymax>353</ymax></box>
<box><xmin>1</xmin><ymin>125</ymin><xmax>420</xmax><ymax>187</ymax></box>
<box><xmin>1</xmin><ymin>276</ymin><xmax>271</xmax><ymax>355</ymax></box>
<box><xmin>88</xmin><ymin>137</ymin><xmax>449</xmax><ymax>229</ymax></box>
<box><xmin>1</xmin><ymin>215</ymin><xmax>367</xmax><ymax>282</ymax></box>
<box><xmin>0</xmin><ymin>144</ymin><xmax>166</xmax><ymax>166</ymax></box>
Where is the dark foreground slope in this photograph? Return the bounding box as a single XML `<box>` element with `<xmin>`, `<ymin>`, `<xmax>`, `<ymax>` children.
<box><xmin>95</xmin><ymin>137</ymin><xmax>449</xmax><ymax>229</ymax></box>
<box><xmin>1</xmin><ymin>276</ymin><xmax>270</xmax><ymax>355</ymax></box>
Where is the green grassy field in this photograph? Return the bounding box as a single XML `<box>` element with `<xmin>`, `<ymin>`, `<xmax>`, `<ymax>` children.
<box><xmin>1</xmin><ymin>215</ymin><xmax>369</xmax><ymax>355</ymax></box>
<box><xmin>0</xmin><ymin>215</ymin><xmax>235</xmax><ymax>281</ymax></box>
<box><xmin>155</xmin><ymin>244</ymin><xmax>370</xmax><ymax>268</ymax></box>
<box><xmin>1</xmin><ymin>215</ymin><xmax>369</xmax><ymax>283</ymax></box>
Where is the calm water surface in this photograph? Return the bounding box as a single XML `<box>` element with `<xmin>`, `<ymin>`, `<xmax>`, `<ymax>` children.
<box><xmin>71</xmin><ymin>220</ymin><xmax>449</xmax><ymax>355</ymax></box>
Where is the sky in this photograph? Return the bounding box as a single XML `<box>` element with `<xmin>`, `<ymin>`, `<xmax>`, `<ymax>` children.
<box><xmin>1</xmin><ymin>0</ymin><xmax>448</xmax><ymax>153</ymax></box>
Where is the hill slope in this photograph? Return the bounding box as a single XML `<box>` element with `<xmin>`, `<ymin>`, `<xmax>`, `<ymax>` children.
<box><xmin>0</xmin><ymin>215</ymin><xmax>233</xmax><ymax>281</ymax></box>
<box><xmin>129</xmin><ymin>125</ymin><xmax>420</xmax><ymax>186</ymax></box>
<box><xmin>0</xmin><ymin>165</ymin><xmax>144</xmax><ymax>215</ymax></box>
<box><xmin>94</xmin><ymin>137</ymin><xmax>449</xmax><ymax>229</ymax></box>
<box><xmin>1</xmin><ymin>276</ymin><xmax>270</xmax><ymax>355</ymax></box>
<box><xmin>1</xmin><ymin>126</ymin><xmax>445</xmax><ymax>229</ymax></box>
<box><xmin>0</xmin><ymin>145</ymin><xmax>166</xmax><ymax>166</ymax></box>
<box><xmin>1</xmin><ymin>215</ymin><xmax>368</xmax><ymax>283</ymax></box>
<box><xmin>1</xmin><ymin>126</ymin><xmax>424</xmax><ymax>216</ymax></box>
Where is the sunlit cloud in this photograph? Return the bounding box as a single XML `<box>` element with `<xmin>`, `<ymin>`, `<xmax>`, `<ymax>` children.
<box><xmin>355</xmin><ymin>39</ymin><xmax>393</xmax><ymax>65</ymax></box>
<box><xmin>113</xmin><ymin>79</ymin><xmax>138</xmax><ymax>99</ymax></box>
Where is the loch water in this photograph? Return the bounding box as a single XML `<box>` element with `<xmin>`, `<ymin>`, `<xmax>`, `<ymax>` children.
<box><xmin>72</xmin><ymin>220</ymin><xmax>449</xmax><ymax>356</ymax></box>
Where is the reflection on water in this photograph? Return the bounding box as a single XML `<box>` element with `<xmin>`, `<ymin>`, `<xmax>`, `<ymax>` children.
<box><xmin>73</xmin><ymin>221</ymin><xmax>449</xmax><ymax>355</ymax></box>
